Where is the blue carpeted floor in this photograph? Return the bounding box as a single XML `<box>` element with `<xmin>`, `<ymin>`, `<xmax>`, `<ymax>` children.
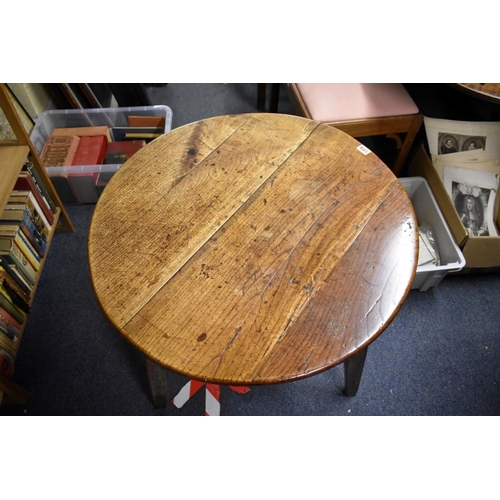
<box><xmin>1</xmin><ymin>83</ymin><xmax>499</xmax><ymax>415</ymax></box>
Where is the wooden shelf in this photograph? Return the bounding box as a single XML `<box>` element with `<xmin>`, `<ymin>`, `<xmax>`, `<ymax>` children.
<box><xmin>0</xmin><ymin>145</ymin><xmax>30</xmax><ymax>212</ymax></box>
<box><xmin>0</xmin><ymin>83</ymin><xmax>74</xmax><ymax>405</ymax></box>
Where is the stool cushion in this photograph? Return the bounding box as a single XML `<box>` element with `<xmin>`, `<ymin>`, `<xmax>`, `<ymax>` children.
<box><xmin>296</xmin><ymin>83</ymin><xmax>419</xmax><ymax>122</ymax></box>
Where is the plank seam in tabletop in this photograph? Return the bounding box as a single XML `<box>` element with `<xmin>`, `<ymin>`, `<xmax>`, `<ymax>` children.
<box><xmin>116</xmin><ymin>118</ymin><xmax>323</xmax><ymax>331</ymax></box>
<box><xmin>90</xmin><ymin>114</ymin><xmax>321</xmax><ymax>329</ymax></box>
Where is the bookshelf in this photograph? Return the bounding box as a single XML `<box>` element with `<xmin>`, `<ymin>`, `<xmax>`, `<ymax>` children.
<box><xmin>0</xmin><ymin>83</ymin><xmax>74</xmax><ymax>405</ymax></box>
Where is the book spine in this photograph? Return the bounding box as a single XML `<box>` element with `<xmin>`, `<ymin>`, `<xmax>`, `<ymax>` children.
<box><xmin>0</xmin><ymin>328</ymin><xmax>16</xmax><ymax>353</ymax></box>
<box><xmin>0</xmin><ymin>267</ymin><xmax>31</xmax><ymax>306</ymax></box>
<box><xmin>14</xmin><ymin>230</ymin><xmax>40</xmax><ymax>271</ymax></box>
<box><xmin>0</xmin><ymin>347</ymin><xmax>15</xmax><ymax>378</ymax></box>
<box><xmin>18</xmin><ymin>200</ymin><xmax>49</xmax><ymax>244</ymax></box>
<box><xmin>1</xmin><ymin>240</ymin><xmax>37</xmax><ymax>286</ymax></box>
<box><xmin>0</xmin><ymin>313</ymin><xmax>19</xmax><ymax>342</ymax></box>
<box><xmin>26</xmin><ymin>191</ymin><xmax>51</xmax><ymax>230</ymax></box>
<box><xmin>18</xmin><ymin>220</ymin><xmax>45</xmax><ymax>259</ymax></box>
<box><xmin>0</xmin><ymin>270</ymin><xmax>30</xmax><ymax>305</ymax></box>
<box><xmin>0</xmin><ymin>304</ymin><xmax>22</xmax><ymax>331</ymax></box>
<box><xmin>0</xmin><ymin>259</ymin><xmax>32</xmax><ymax>297</ymax></box>
<box><xmin>0</xmin><ymin>289</ymin><xmax>25</xmax><ymax>325</ymax></box>
<box><xmin>15</xmin><ymin>175</ymin><xmax>54</xmax><ymax>226</ymax></box>
<box><xmin>6</xmin><ymin>265</ymin><xmax>33</xmax><ymax>297</ymax></box>
<box><xmin>22</xmin><ymin>161</ymin><xmax>57</xmax><ymax>215</ymax></box>
<box><xmin>0</xmin><ymin>284</ymin><xmax>27</xmax><ymax>320</ymax></box>
<box><xmin>1</xmin><ymin>280</ymin><xmax>30</xmax><ymax>314</ymax></box>
<box><xmin>16</xmin><ymin>228</ymin><xmax>41</xmax><ymax>263</ymax></box>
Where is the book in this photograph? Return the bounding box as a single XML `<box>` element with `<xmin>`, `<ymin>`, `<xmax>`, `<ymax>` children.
<box><xmin>0</xmin><ymin>286</ymin><xmax>26</xmax><ymax>325</ymax></box>
<box><xmin>0</xmin><ymin>264</ymin><xmax>30</xmax><ymax>303</ymax></box>
<box><xmin>68</xmin><ymin>176</ymin><xmax>99</xmax><ymax>203</ymax></box>
<box><xmin>15</xmin><ymin>172</ymin><xmax>55</xmax><ymax>226</ymax></box>
<box><xmin>0</xmin><ymin>303</ymin><xmax>22</xmax><ymax>331</ymax></box>
<box><xmin>0</xmin><ymin>265</ymin><xmax>31</xmax><ymax>305</ymax></box>
<box><xmin>0</xmin><ymin>309</ymin><xmax>20</xmax><ymax>341</ymax></box>
<box><xmin>0</xmin><ymin>226</ymin><xmax>40</xmax><ymax>272</ymax></box>
<box><xmin>0</xmin><ymin>237</ymin><xmax>37</xmax><ymax>286</ymax></box>
<box><xmin>104</xmin><ymin>140</ymin><xmax>145</xmax><ymax>164</ymax></box>
<box><xmin>49</xmin><ymin>176</ymin><xmax>79</xmax><ymax>204</ymax></box>
<box><xmin>0</xmin><ymin>347</ymin><xmax>14</xmax><ymax>378</ymax></box>
<box><xmin>0</xmin><ymin>206</ymin><xmax>47</xmax><ymax>258</ymax></box>
<box><xmin>2</xmin><ymin>200</ymin><xmax>50</xmax><ymax>243</ymax></box>
<box><xmin>1</xmin><ymin>279</ymin><xmax>30</xmax><ymax>314</ymax></box>
<box><xmin>0</xmin><ymin>217</ymin><xmax>45</xmax><ymax>260</ymax></box>
<box><xmin>72</xmin><ymin>135</ymin><xmax>107</xmax><ymax>167</ymax></box>
<box><xmin>7</xmin><ymin>264</ymin><xmax>33</xmax><ymax>295</ymax></box>
<box><xmin>1</xmin><ymin>199</ymin><xmax>50</xmax><ymax>234</ymax></box>
<box><xmin>40</xmin><ymin>134</ymin><xmax>80</xmax><ymax>167</ymax></box>
<box><xmin>22</xmin><ymin>161</ymin><xmax>57</xmax><ymax>215</ymax></box>
<box><xmin>127</xmin><ymin>115</ymin><xmax>165</xmax><ymax>128</ymax></box>
<box><xmin>0</xmin><ymin>258</ymin><xmax>32</xmax><ymax>297</ymax></box>
<box><xmin>0</xmin><ymin>326</ymin><xmax>16</xmax><ymax>352</ymax></box>
<box><xmin>5</xmin><ymin>191</ymin><xmax>48</xmax><ymax>246</ymax></box>
<box><xmin>51</xmin><ymin>125</ymin><xmax>113</xmax><ymax>142</ymax></box>
<box><xmin>111</xmin><ymin>126</ymin><xmax>163</xmax><ymax>142</ymax></box>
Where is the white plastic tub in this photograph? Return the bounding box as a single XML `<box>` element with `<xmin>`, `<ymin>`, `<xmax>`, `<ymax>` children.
<box><xmin>400</xmin><ymin>176</ymin><xmax>466</xmax><ymax>291</ymax></box>
<box><xmin>31</xmin><ymin>105</ymin><xmax>173</xmax><ymax>203</ymax></box>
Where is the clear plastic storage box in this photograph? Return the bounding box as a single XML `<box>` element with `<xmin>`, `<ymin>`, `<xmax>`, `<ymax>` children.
<box><xmin>400</xmin><ymin>176</ymin><xmax>466</xmax><ymax>291</ymax></box>
<box><xmin>30</xmin><ymin>105</ymin><xmax>173</xmax><ymax>204</ymax></box>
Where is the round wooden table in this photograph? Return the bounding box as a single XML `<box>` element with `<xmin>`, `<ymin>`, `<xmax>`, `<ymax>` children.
<box><xmin>88</xmin><ymin>113</ymin><xmax>418</xmax><ymax>408</ymax></box>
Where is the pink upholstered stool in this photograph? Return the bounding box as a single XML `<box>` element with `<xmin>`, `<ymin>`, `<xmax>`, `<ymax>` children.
<box><xmin>288</xmin><ymin>83</ymin><xmax>423</xmax><ymax>176</ymax></box>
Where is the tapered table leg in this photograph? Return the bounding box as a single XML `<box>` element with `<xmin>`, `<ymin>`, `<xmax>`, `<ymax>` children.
<box><xmin>343</xmin><ymin>347</ymin><xmax>368</xmax><ymax>397</ymax></box>
<box><xmin>269</xmin><ymin>83</ymin><xmax>280</xmax><ymax>113</ymax></box>
<box><xmin>257</xmin><ymin>83</ymin><xmax>267</xmax><ymax>111</ymax></box>
<box><xmin>145</xmin><ymin>358</ymin><xmax>168</xmax><ymax>408</ymax></box>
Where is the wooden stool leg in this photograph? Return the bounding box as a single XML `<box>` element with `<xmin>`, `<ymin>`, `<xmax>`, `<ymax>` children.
<box><xmin>257</xmin><ymin>83</ymin><xmax>267</xmax><ymax>111</ymax></box>
<box><xmin>343</xmin><ymin>347</ymin><xmax>368</xmax><ymax>397</ymax></box>
<box><xmin>270</xmin><ymin>83</ymin><xmax>280</xmax><ymax>113</ymax></box>
<box><xmin>392</xmin><ymin>114</ymin><xmax>423</xmax><ymax>176</ymax></box>
<box><xmin>145</xmin><ymin>358</ymin><xmax>168</xmax><ymax>408</ymax></box>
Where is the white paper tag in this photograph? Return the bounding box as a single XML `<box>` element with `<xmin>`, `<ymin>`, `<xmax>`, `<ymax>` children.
<box><xmin>357</xmin><ymin>144</ymin><xmax>371</xmax><ymax>155</ymax></box>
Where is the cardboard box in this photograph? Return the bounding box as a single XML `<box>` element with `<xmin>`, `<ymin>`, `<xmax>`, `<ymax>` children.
<box><xmin>408</xmin><ymin>146</ymin><xmax>500</xmax><ymax>271</ymax></box>
<box><xmin>30</xmin><ymin>105</ymin><xmax>173</xmax><ymax>204</ymax></box>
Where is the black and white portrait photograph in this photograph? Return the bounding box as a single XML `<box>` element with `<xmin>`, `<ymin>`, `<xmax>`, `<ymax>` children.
<box><xmin>452</xmin><ymin>184</ymin><xmax>490</xmax><ymax>236</ymax></box>
<box><xmin>438</xmin><ymin>133</ymin><xmax>486</xmax><ymax>155</ymax></box>
<box><xmin>424</xmin><ymin>117</ymin><xmax>500</xmax><ymax>159</ymax></box>
<box><xmin>462</xmin><ymin>136</ymin><xmax>486</xmax><ymax>152</ymax></box>
<box><xmin>439</xmin><ymin>134</ymin><xmax>459</xmax><ymax>155</ymax></box>
<box><xmin>443</xmin><ymin>166</ymin><xmax>499</xmax><ymax>237</ymax></box>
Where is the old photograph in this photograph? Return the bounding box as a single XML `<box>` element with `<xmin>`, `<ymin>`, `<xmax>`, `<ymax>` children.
<box><xmin>443</xmin><ymin>166</ymin><xmax>499</xmax><ymax>237</ymax></box>
<box><xmin>425</xmin><ymin>117</ymin><xmax>500</xmax><ymax>159</ymax></box>
<box><xmin>438</xmin><ymin>132</ymin><xmax>486</xmax><ymax>155</ymax></box>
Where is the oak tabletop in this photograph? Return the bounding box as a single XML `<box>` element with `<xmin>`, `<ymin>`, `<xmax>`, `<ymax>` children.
<box><xmin>454</xmin><ymin>83</ymin><xmax>500</xmax><ymax>103</ymax></box>
<box><xmin>88</xmin><ymin>113</ymin><xmax>418</xmax><ymax>386</ymax></box>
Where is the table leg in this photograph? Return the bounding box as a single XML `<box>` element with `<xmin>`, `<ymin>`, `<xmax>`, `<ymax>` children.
<box><xmin>257</xmin><ymin>83</ymin><xmax>267</xmax><ymax>111</ymax></box>
<box><xmin>343</xmin><ymin>347</ymin><xmax>368</xmax><ymax>397</ymax></box>
<box><xmin>145</xmin><ymin>358</ymin><xmax>168</xmax><ymax>408</ymax></box>
<box><xmin>269</xmin><ymin>83</ymin><xmax>280</xmax><ymax>113</ymax></box>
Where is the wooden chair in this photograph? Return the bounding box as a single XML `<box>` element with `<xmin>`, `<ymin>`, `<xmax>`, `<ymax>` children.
<box><xmin>286</xmin><ymin>83</ymin><xmax>423</xmax><ymax>176</ymax></box>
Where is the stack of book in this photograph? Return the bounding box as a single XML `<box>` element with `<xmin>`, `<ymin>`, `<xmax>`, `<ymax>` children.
<box><xmin>0</xmin><ymin>163</ymin><xmax>56</xmax><ymax>375</ymax></box>
<box><xmin>39</xmin><ymin>114</ymin><xmax>166</xmax><ymax>169</ymax></box>
<box><xmin>38</xmin><ymin>114</ymin><xmax>166</xmax><ymax>204</ymax></box>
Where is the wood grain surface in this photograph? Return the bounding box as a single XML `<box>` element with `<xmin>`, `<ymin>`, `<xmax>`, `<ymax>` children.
<box><xmin>88</xmin><ymin>113</ymin><xmax>418</xmax><ymax>385</ymax></box>
<box><xmin>455</xmin><ymin>83</ymin><xmax>500</xmax><ymax>102</ymax></box>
